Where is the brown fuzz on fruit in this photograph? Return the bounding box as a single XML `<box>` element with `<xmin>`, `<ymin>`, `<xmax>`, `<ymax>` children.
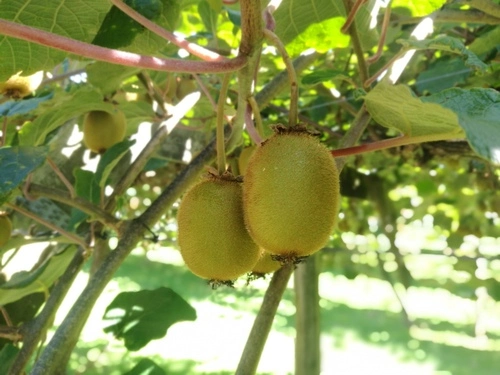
<box><xmin>243</xmin><ymin>125</ymin><xmax>340</xmax><ymax>261</ymax></box>
<box><xmin>0</xmin><ymin>215</ymin><xmax>12</xmax><ymax>248</ymax></box>
<box><xmin>177</xmin><ymin>173</ymin><xmax>260</xmax><ymax>282</ymax></box>
<box><xmin>82</xmin><ymin>109</ymin><xmax>127</xmax><ymax>154</ymax></box>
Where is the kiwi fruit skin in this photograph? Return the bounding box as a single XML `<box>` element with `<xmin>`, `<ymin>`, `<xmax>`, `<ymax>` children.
<box><xmin>243</xmin><ymin>131</ymin><xmax>340</xmax><ymax>257</ymax></box>
<box><xmin>251</xmin><ymin>251</ymin><xmax>281</xmax><ymax>274</ymax></box>
<box><xmin>238</xmin><ymin>145</ymin><xmax>256</xmax><ymax>175</ymax></box>
<box><xmin>177</xmin><ymin>176</ymin><xmax>260</xmax><ymax>281</ymax></box>
<box><xmin>0</xmin><ymin>215</ymin><xmax>12</xmax><ymax>248</ymax></box>
<box><xmin>83</xmin><ymin>109</ymin><xmax>127</xmax><ymax>153</ymax></box>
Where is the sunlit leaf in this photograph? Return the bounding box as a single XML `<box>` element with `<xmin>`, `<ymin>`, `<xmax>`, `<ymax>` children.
<box><xmin>124</xmin><ymin>358</ymin><xmax>166</xmax><ymax>375</ymax></box>
<box><xmin>364</xmin><ymin>81</ymin><xmax>463</xmax><ymax>137</ymax></box>
<box><xmin>95</xmin><ymin>139</ymin><xmax>136</xmax><ymax>188</ymax></box>
<box><xmin>0</xmin><ymin>246</ymin><xmax>77</xmax><ymax>305</ymax></box>
<box><xmin>103</xmin><ymin>287</ymin><xmax>197</xmax><ymax>351</ymax></box>
<box><xmin>397</xmin><ymin>35</ymin><xmax>488</xmax><ymax>72</ymax></box>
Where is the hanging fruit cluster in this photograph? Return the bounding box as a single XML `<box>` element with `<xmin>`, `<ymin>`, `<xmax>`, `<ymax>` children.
<box><xmin>177</xmin><ymin>126</ymin><xmax>340</xmax><ymax>284</ymax></box>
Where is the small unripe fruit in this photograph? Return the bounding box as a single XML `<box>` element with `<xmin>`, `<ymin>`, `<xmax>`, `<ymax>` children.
<box><xmin>251</xmin><ymin>251</ymin><xmax>281</xmax><ymax>275</ymax></box>
<box><xmin>177</xmin><ymin>175</ymin><xmax>260</xmax><ymax>281</ymax></box>
<box><xmin>176</xmin><ymin>77</ymin><xmax>197</xmax><ymax>100</ymax></box>
<box><xmin>0</xmin><ymin>71</ymin><xmax>44</xmax><ymax>99</ymax></box>
<box><xmin>83</xmin><ymin>109</ymin><xmax>127</xmax><ymax>153</ymax></box>
<box><xmin>0</xmin><ymin>215</ymin><xmax>12</xmax><ymax>248</ymax></box>
<box><xmin>243</xmin><ymin>128</ymin><xmax>340</xmax><ymax>258</ymax></box>
<box><xmin>238</xmin><ymin>146</ymin><xmax>256</xmax><ymax>175</ymax></box>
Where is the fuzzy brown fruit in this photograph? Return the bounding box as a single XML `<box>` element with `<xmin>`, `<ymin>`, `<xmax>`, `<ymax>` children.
<box><xmin>0</xmin><ymin>215</ymin><xmax>12</xmax><ymax>248</ymax></box>
<box><xmin>0</xmin><ymin>71</ymin><xmax>44</xmax><ymax>99</ymax></box>
<box><xmin>83</xmin><ymin>109</ymin><xmax>127</xmax><ymax>153</ymax></box>
<box><xmin>243</xmin><ymin>129</ymin><xmax>340</xmax><ymax>258</ymax></box>
<box><xmin>177</xmin><ymin>175</ymin><xmax>260</xmax><ymax>281</ymax></box>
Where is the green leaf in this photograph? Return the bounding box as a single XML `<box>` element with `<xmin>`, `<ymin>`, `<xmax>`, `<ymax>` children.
<box><xmin>69</xmin><ymin>169</ymin><xmax>101</xmax><ymax>229</ymax></box>
<box><xmin>274</xmin><ymin>0</ymin><xmax>377</xmax><ymax>54</ymax></box>
<box><xmin>95</xmin><ymin>139</ymin><xmax>136</xmax><ymax>188</ymax></box>
<box><xmin>391</xmin><ymin>0</ymin><xmax>446</xmax><ymax>17</ymax></box>
<box><xmin>423</xmin><ymin>88</ymin><xmax>500</xmax><ymax>165</ymax></box>
<box><xmin>468</xmin><ymin>26</ymin><xmax>500</xmax><ymax>57</ymax></box>
<box><xmin>0</xmin><ymin>246</ymin><xmax>77</xmax><ymax>305</ymax></box>
<box><xmin>415</xmin><ymin>58</ymin><xmax>470</xmax><ymax>94</ymax></box>
<box><xmin>0</xmin><ymin>345</ymin><xmax>19</xmax><ymax>373</ymax></box>
<box><xmin>86</xmin><ymin>63</ymin><xmax>141</xmax><ymax>95</ymax></box>
<box><xmin>18</xmin><ymin>87</ymin><xmax>113</xmax><ymax>146</ymax></box>
<box><xmin>0</xmin><ymin>94</ymin><xmax>53</xmax><ymax>117</ymax></box>
<box><xmin>0</xmin><ymin>0</ymin><xmax>111</xmax><ymax>81</ymax></box>
<box><xmin>397</xmin><ymin>35</ymin><xmax>489</xmax><ymax>72</ymax></box>
<box><xmin>301</xmin><ymin>69</ymin><xmax>350</xmax><ymax>85</ymax></box>
<box><xmin>103</xmin><ymin>287</ymin><xmax>197</xmax><ymax>351</ymax></box>
<box><xmin>92</xmin><ymin>0</ymin><xmax>164</xmax><ymax>49</ymax></box>
<box><xmin>198</xmin><ymin>0</ymin><xmax>218</xmax><ymax>35</ymax></box>
<box><xmin>124</xmin><ymin>358</ymin><xmax>166</xmax><ymax>375</ymax></box>
<box><xmin>364</xmin><ymin>81</ymin><xmax>464</xmax><ymax>137</ymax></box>
<box><xmin>0</xmin><ymin>146</ymin><xmax>47</xmax><ymax>205</ymax></box>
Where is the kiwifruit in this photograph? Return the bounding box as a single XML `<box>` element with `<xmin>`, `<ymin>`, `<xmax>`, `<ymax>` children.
<box><xmin>243</xmin><ymin>127</ymin><xmax>340</xmax><ymax>258</ymax></box>
<box><xmin>175</xmin><ymin>77</ymin><xmax>197</xmax><ymax>100</ymax></box>
<box><xmin>238</xmin><ymin>145</ymin><xmax>256</xmax><ymax>175</ymax></box>
<box><xmin>0</xmin><ymin>215</ymin><xmax>12</xmax><ymax>248</ymax></box>
<box><xmin>82</xmin><ymin>109</ymin><xmax>127</xmax><ymax>153</ymax></box>
<box><xmin>0</xmin><ymin>71</ymin><xmax>44</xmax><ymax>99</ymax></box>
<box><xmin>177</xmin><ymin>174</ymin><xmax>260</xmax><ymax>282</ymax></box>
<box><xmin>251</xmin><ymin>251</ymin><xmax>281</xmax><ymax>275</ymax></box>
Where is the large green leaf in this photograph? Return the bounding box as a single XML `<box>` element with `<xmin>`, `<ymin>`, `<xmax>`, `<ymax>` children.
<box><xmin>0</xmin><ymin>246</ymin><xmax>77</xmax><ymax>305</ymax></box>
<box><xmin>18</xmin><ymin>87</ymin><xmax>113</xmax><ymax>146</ymax></box>
<box><xmin>274</xmin><ymin>0</ymin><xmax>377</xmax><ymax>55</ymax></box>
<box><xmin>0</xmin><ymin>345</ymin><xmax>19</xmax><ymax>373</ymax></box>
<box><xmin>364</xmin><ymin>81</ymin><xmax>464</xmax><ymax>138</ymax></box>
<box><xmin>0</xmin><ymin>146</ymin><xmax>47</xmax><ymax>205</ymax></box>
<box><xmin>103</xmin><ymin>287</ymin><xmax>197</xmax><ymax>351</ymax></box>
<box><xmin>0</xmin><ymin>0</ymin><xmax>111</xmax><ymax>81</ymax></box>
<box><xmin>397</xmin><ymin>35</ymin><xmax>489</xmax><ymax>72</ymax></box>
<box><xmin>423</xmin><ymin>88</ymin><xmax>500</xmax><ymax>165</ymax></box>
<box><xmin>391</xmin><ymin>0</ymin><xmax>446</xmax><ymax>16</ymax></box>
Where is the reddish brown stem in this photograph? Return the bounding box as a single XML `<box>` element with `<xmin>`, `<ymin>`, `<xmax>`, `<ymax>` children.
<box><xmin>0</xmin><ymin>19</ymin><xmax>247</xmax><ymax>73</ymax></box>
<box><xmin>332</xmin><ymin>133</ymin><xmax>461</xmax><ymax>158</ymax></box>
<box><xmin>367</xmin><ymin>3</ymin><xmax>393</xmax><ymax>64</ymax></box>
<box><xmin>110</xmin><ymin>0</ymin><xmax>226</xmax><ymax>62</ymax></box>
<box><xmin>341</xmin><ymin>0</ymin><xmax>368</xmax><ymax>33</ymax></box>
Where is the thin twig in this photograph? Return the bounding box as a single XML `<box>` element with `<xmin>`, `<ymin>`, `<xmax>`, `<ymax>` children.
<box><xmin>109</xmin><ymin>0</ymin><xmax>227</xmax><ymax>62</ymax></box>
<box><xmin>216</xmin><ymin>74</ymin><xmax>231</xmax><ymax>175</ymax></box>
<box><xmin>0</xmin><ymin>19</ymin><xmax>247</xmax><ymax>74</ymax></box>
<box><xmin>5</xmin><ymin>203</ymin><xmax>89</xmax><ymax>251</ymax></box>
<box><xmin>341</xmin><ymin>0</ymin><xmax>368</xmax><ymax>33</ymax></box>
<box><xmin>262</xmin><ymin>29</ymin><xmax>298</xmax><ymax>127</ymax></box>
<box><xmin>0</xmin><ymin>326</ymin><xmax>22</xmax><ymax>342</ymax></box>
<box><xmin>367</xmin><ymin>2</ymin><xmax>393</xmax><ymax>64</ymax></box>
<box><xmin>46</xmin><ymin>157</ymin><xmax>75</xmax><ymax>198</ymax></box>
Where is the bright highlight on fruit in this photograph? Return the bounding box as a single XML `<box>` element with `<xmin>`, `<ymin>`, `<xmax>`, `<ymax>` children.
<box><xmin>177</xmin><ymin>175</ymin><xmax>260</xmax><ymax>282</ymax></box>
<box><xmin>0</xmin><ymin>71</ymin><xmax>44</xmax><ymax>99</ymax></box>
<box><xmin>0</xmin><ymin>215</ymin><xmax>12</xmax><ymax>248</ymax></box>
<box><xmin>82</xmin><ymin>109</ymin><xmax>127</xmax><ymax>154</ymax></box>
<box><xmin>243</xmin><ymin>127</ymin><xmax>340</xmax><ymax>258</ymax></box>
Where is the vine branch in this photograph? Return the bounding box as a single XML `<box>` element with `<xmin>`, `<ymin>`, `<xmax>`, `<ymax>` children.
<box><xmin>0</xmin><ymin>19</ymin><xmax>247</xmax><ymax>74</ymax></box>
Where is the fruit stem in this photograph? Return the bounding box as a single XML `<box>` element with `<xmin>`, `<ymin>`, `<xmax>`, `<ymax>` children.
<box><xmin>236</xmin><ymin>264</ymin><xmax>294</xmax><ymax>375</ymax></box>
<box><xmin>248</xmin><ymin>96</ymin><xmax>265</xmax><ymax>140</ymax></box>
<box><xmin>263</xmin><ymin>29</ymin><xmax>298</xmax><ymax>127</ymax></box>
<box><xmin>5</xmin><ymin>202</ymin><xmax>89</xmax><ymax>251</ymax></box>
<box><xmin>216</xmin><ymin>73</ymin><xmax>231</xmax><ymax>175</ymax></box>
<box><xmin>109</xmin><ymin>0</ymin><xmax>227</xmax><ymax>62</ymax></box>
<box><xmin>0</xmin><ymin>19</ymin><xmax>247</xmax><ymax>74</ymax></box>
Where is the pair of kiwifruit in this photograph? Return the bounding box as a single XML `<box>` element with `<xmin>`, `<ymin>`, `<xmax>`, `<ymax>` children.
<box><xmin>177</xmin><ymin>126</ymin><xmax>340</xmax><ymax>283</ymax></box>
